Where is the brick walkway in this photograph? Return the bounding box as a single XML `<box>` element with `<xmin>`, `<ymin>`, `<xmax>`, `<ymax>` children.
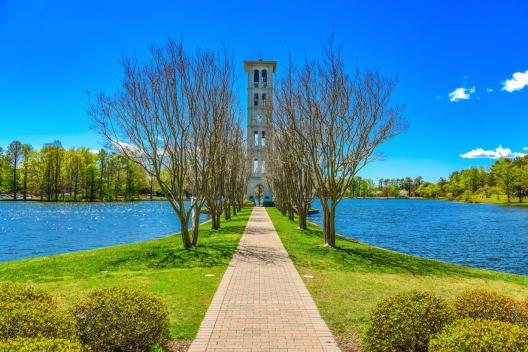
<box><xmin>188</xmin><ymin>207</ymin><xmax>340</xmax><ymax>352</ymax></box>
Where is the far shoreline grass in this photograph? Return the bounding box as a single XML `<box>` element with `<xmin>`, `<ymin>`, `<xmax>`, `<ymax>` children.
<box><xmin>344</xmin><ymin>195</ymin><xmax>528</xmax><ymax>207</ymax></box>
<box><xmin>0</xmin><ymin>207</ymin><xmax>252</xmax><ymax>341</ymax></box>
<box><xmin>266</xmin><ymin>207</ymin><xmax>528</xmax><ymax>349</ymax></box>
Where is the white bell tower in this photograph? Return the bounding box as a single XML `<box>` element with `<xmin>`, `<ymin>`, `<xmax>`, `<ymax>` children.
<box><xmin>244</xmin><ymin>59</ymin><xmax>276</xmax><ymax>206</ymax></box>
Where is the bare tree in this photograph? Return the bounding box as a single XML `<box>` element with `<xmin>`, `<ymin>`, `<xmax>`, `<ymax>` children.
<box><xmin>269</xmin><ymin>42</ymin><xmax>405</xmax><ymax>246</ymax></box>
<box><xmin>90</xmin><ymin>40</ymin><xmax>238</xmax><ymax>248</ymax></box>
<box><xmin>223</xmin><ymin>123</ymin><xmax>248</xmax><ymax>219</ymax></box>
<box><xmin>267</xmin><ymin>63</ymin><xmax>315</xmax><ymax>229</ymax></box>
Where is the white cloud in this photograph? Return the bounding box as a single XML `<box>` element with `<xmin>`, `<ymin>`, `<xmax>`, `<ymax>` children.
<box><xmin>486</xmin><ymin>88</ymin><xmax>493</xmax><ymax>93</ymax></box>
<box><xmin>448</xmin><ymin>86</ymin><xmax>475</xmax><ymax>102</ymax></box>
<box><xmin>502</xmin><ymin>70</ymin><xmax>528</xmax><ymax>92</ymax></box>
<box><xmin>460</xmin><ymin>146</ymin><xmax>526</xmax><ymax>159</ymax></box>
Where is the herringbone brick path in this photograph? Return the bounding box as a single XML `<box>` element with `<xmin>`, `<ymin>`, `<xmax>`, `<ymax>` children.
<box><xmin>188</xmin><ymin>207</ymin><xmax>340</xmax><ymax>352</ymax></box>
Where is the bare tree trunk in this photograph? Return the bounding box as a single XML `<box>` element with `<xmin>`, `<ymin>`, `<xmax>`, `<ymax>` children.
<box><xmin>191</xmin><ymin>207</ymin><xmax>202</xmax><ymax>247</ymax></box>
<box><xmin>224</xmin><ymin>205</ymin><xmax>231</xmax><ymax>221</ymax></box>
<box><xmin>149</xmin><ymin>175</ymin><xmax>154</xmax><ymax>200</ymax></box>
<box><xmin>287</xmin><ymin>204</ymin><xmax>295</xmax><ymax>221</ymax></box>
<box><xmin>324</xmin><ymin>205</ymin><xmax>337</xmax><ymax>247</ymax></box>
<box><xmin>298</xmin><ymin>208</ymin><xmax>308</xmax><ymax>230</ymax></box>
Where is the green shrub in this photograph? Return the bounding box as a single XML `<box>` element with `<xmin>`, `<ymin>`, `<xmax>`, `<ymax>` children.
<box><xmin>0</xmin><ymin>302</ymin><xmax>78</xmax><ymax>340</ymax></box>
<box><xmin>243</xmin><ymin>199</ymin><xmax>256</xmax><ymax>207</ymax></box>
<box><xmin>429</xmin><ymin>318</ymin><xmax>528</xmax><ymax>351</ymax></box>
<box><xmin>452</xmin><ymin>289</ymin><xmax>525</xmax><ymax>324</ymax></box>
<box><xmin>0</xmin><ymin>338</ymin><xmax>87</xmax><ymax>352</ymax></box>
<box><xmin>73</xmin><ymin>287</ymin><xmax>170</xmax><ymax>352</ymax></box>
<box><xmin>0</xmin><ymin>283</ymin><xmax>54</xmax><ymax>304</ymax></box>
<box><xmin>362</xmin><ymin>290</ymin><xmax>453</xmax><ymax>352</ymax></box>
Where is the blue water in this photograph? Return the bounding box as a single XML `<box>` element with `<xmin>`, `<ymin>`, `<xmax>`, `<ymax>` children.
<box><xmin>309</xmin><ymin>199</ymin><xmax>528</xmax><ymax>275</ymax></box>
<box><xmin>0</xmin><ymin>201</ymin><xmax>207</xmax><ymax>261</ymax></box>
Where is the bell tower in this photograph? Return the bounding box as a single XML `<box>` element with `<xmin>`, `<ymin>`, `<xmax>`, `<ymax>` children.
<box><xmin>244</xmin><ymin>59</ymin><xmax>276</xmax><ymax>206</ymax></box>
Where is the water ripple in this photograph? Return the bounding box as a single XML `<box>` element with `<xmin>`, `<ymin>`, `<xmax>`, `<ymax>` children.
<box><xmin>309</xmin><ymin>199</ymin><xmax>528</xmax><ymax>275</ymax></box>
<box><xmin>0</xmin><ymin>201</ymin><xmax>206</xmax><ymax>261</ymax></box>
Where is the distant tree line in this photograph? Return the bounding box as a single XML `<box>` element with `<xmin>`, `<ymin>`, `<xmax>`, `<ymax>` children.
<box><xmin>0</xmin><ymin>140</ymin><xmax>152</xmax><ymax>201</ymax></box>
<box><xmin>348</xmin><ymin>156</ymin><xmax>528</xmax><ymax>203</ymax></box>
<box><xmin>348</xmin><ymin>176</ymin><xmax>425</xmax><ymax>198</ymax></box>
<box><xmin>414</xmin><ymin>157</ymin><xmax>528</xmax><ymax>203</ymax></box>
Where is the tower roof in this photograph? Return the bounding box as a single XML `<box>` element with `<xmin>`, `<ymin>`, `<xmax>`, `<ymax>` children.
<box><xmin>244</xmin><ymin>60</ymin><xmax>277</xmax><ymax>72</ymax></box>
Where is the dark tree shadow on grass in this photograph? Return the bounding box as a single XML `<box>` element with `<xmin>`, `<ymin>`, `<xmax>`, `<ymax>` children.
<box><xmin>106</xmin><ymin>225</ymin><xmax>249</xmax><ymax>270</ymax></box>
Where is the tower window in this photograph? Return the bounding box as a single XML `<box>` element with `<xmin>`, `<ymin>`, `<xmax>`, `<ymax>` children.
<box><xmin>261</xmin><ymin>93</ymin><xmax>266</xmax><ymax>105</ymax></box>
<box><xmin>253</xmin><ymin>159</ymin><xmax>259</xmax><ymax>173</ymax></box>
<box><xmin>253</xmin><ymin>69</ymin><xmax>259</xmax><ymax>87</ymax></box>
<box><xmin>261</xmin><ymin>69</ymin><xmax>267</xmax><ymax>87</ymax></box>
<box><xmin>254</xmin><ymin>131</ymin><xmax>259</xmax><ymax>146</ymax></box>
<box><xmin>261</xmin><ymin>131</ymin><xmax>266</xmax><ymax>146</ymax></box>
<box><xmin>254</xmin><ymin>93</ymin><xmax>258</xmax><ymax>106</ymax></box>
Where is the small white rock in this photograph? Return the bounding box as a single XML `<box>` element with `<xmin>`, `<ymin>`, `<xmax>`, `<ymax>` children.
<box><xmin>205</xmin><ymin>274</ymin><xmax>215</xmax><ymax>277</ymax></box>
<box><xmin>303</xmin><ymin>275</ymin><xmax>314</xmax><ymax>279</ymax></box>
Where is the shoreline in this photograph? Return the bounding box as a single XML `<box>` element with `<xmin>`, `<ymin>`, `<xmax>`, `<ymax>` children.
<box><xmin>0</xmin><ymin>197</ymin><xmax>167</xmax><ymax>203</ymax></box>
<box><xmin>2</xmin><ymin>210</ymin><xmax>523</xmax><ymax>278</ymax></box>
<box><xmin>344</xmin><ymin>196</ymin><xmax>528</xmax><ymax>207</ymax></box>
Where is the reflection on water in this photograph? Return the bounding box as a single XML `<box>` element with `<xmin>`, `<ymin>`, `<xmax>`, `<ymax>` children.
<box><xmin>309</xmin><ymin>199</ymin><xmax>528</xmax><ymax>275</ymax></box>
<box><xmin>0</xmin><ymin>201</ymin><xmax>206</xmax><ymax>261</ymax></box>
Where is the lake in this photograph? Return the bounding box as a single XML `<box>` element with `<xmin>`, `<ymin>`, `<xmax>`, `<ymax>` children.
<box><xmin>2</xmin><ymin>199</ymin><xmax>527</xmax><ymax>275</ymax></box>
<box><xmin>309</xmin><ymin>199</ymin><xmax>528</xmax><ymax>276</ymax></box>
<box><xmin>0</xmin><ymin>201</ymin><xmax>207</xmax><ymax>261</ymax></box>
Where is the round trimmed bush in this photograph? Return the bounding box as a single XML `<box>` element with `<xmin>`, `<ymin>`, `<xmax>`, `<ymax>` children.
<box><xmin>0</xmin><ymin>338</ymin><xmax>87</xmax><ymax>352</ymax></box>
<box><xmin>452</xmin><ymin>289</ymin><xmax>525</xmax><ymax>324</ymax></box>
<box><xmin>362</xmin><ymin>290</ymin><xmax>454</xmax><ymax>352</ymax></box>
<box><xmin>0</xmin><ymin>302</ymin><xmax>78</xmax><ymax>340</ymax></box>
<box><xmin>73</xmin><ymin>287</ymin><xmax>170</xmax><ymax>352</ymax></box>
<box><xmin>0</xmin><ymin>283</ymin><xmax>54</xmax><ymax>304</ymax></box>
<box><xmin>429</xmin><ymin>318</ymin><xmax>528</xmax><ymax>351</ymax></box>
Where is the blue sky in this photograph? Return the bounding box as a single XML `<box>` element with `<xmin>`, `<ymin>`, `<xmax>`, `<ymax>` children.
<box><xmin>0</xmin><ymin>0</ymin><xmax>527</xmax><ymax>181</ymax></box>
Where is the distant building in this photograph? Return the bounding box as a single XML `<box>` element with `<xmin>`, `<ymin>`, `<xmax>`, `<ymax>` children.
<box><xmin>244</xmin><ymin>59</ymin><xmax>276</xmax><ymax>206</ymax></box>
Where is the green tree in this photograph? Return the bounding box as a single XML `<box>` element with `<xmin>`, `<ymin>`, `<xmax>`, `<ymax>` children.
<box><xmin>21</xmin><ymin>144</ymin><xmax>33</xmax><ymax>200</ymax></box>
<box><xmin>6</xmin><ymin>140</ymin><xmax>23</xmax><ymax>199</ymax></box>
<box><xmin>389</xmin><ymin>184</ymin><xmax>400</xmax><ymax>198</ymax></box>
<box><xmin>492</xmin><ymin>158</ymin><xmax>516</xmax><ymax>203</ymax></box>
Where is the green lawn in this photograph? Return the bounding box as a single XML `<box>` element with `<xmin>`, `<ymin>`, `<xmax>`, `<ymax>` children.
<box><xmin>0</xmin><ymin>208</ymin><xmax>251</xmax><ymax>341</ymax></box>
<box><xmin>464</xmin><ymin>194</ymin><xmax>528</xmax><ymax>207</ymax></box>
<box><xmin>266</xmin><ymin>207</ymin><xmax>528</xmax><ymax>346</ymax></box>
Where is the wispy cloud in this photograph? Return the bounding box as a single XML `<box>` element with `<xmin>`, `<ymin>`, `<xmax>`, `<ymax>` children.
<box><xmin>460</xmin><ymin>146</ymin><xmax>526</xmax><ymax>159</ymax></box>
<box><xmin>486</xmin><ymin>88</ymin><xmax>493</xmax><ymax>93</ymax></box>
<box><xmin>502</xmin><ymin>70</ymin><xmax>528</xmax><ymax>92</ymax></box>
<box><xmin>448</xmin><ymin>86</ymin><xmax>475</xmax><ymax>102</ymax></box>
